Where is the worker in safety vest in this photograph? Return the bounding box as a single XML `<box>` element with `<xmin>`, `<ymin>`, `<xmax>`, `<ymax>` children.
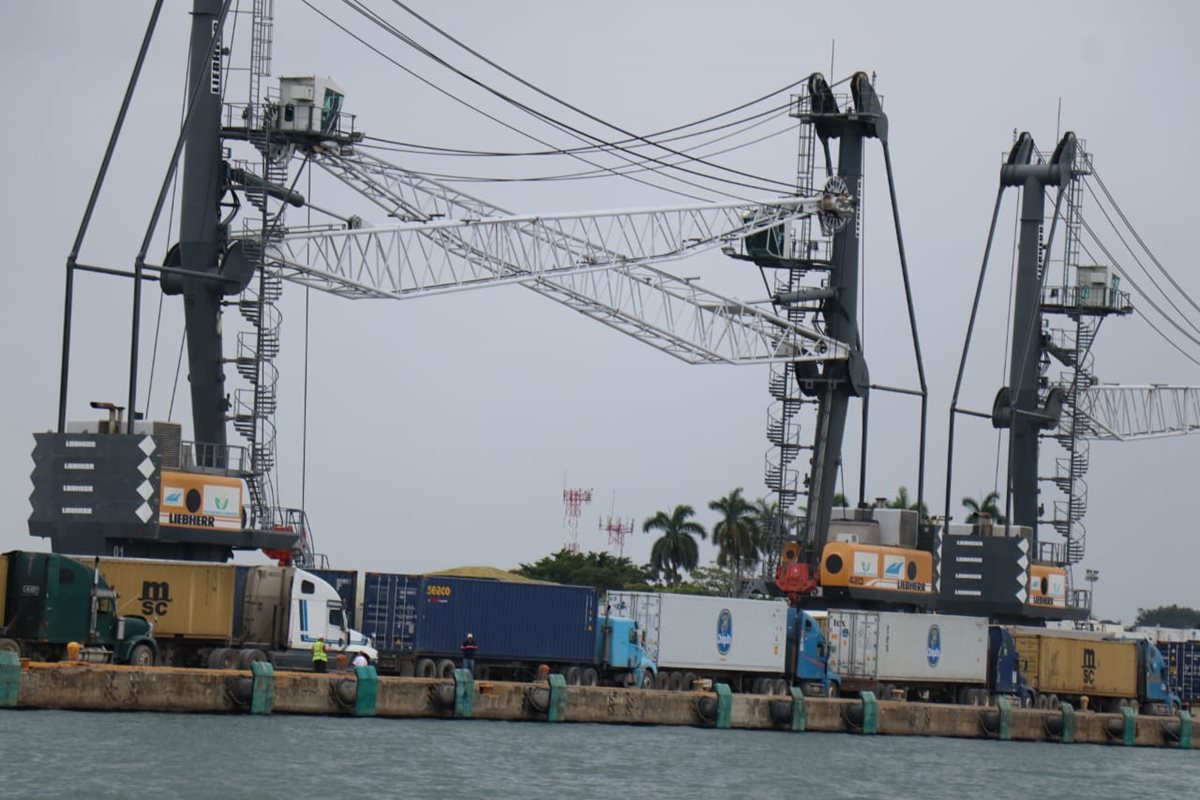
<box><xmin>312</xmin><ymin>637</ymin><xmax>329</xmax><ymax>673</ymax></box>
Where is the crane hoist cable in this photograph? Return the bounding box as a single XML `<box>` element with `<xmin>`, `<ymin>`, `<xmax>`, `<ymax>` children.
<box><xmin>338</xmin><ymin>0</ymin><xmax>803</xmax><ymax>196</ymax></box>
<box><xmin>360</xmin><ymin>98</ymin><xmax>796</xmax><ymax>158</ymax></box>
<box><xmin>368</xmin><ymin>121</ymin><xmax>800</xmax><ymax>185</ymax></box>
<box><xmin>300</xmin><ymin>0</ymin><xmax>717</xmax><ymax>202</ymax></box>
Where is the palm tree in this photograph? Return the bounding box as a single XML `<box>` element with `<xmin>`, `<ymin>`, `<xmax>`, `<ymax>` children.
<box><xmin>642</xmin><ymin>505</ymin><xmax>707</xmax><ymax>587</ymax></box>
<box><xmin>889</xmin><ymin>485</ymin><xmax>930</xmax><ymax>519</ymax></box>
<box><xmin>962</xmin><ymin>491</ymin><xmax>1005</xmax><ymax>524</ymax></box>
<box><xmin>832</xmin><ymin>492</ymin><xmax>850</xmax><ymax>508</ymax></box>
<box><xmin>709</xmin><ymin>488</ymin><xmax>761</xmax><ymax>596</ymax></box>
<box><xmin>753</xmin><ymin>496</ymin><xmax>784</xmax><ymax>554</ymax></box>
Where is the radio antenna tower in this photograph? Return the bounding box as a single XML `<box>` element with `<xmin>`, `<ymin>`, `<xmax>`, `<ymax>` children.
<box><xmin>562</xmin><ymin>486</ymin><xmax>593</xmax><ymax>553</ymax></box>
<box><xmin>599</xmin><ymin>516</ymin><xmax>634</xmax><ymax>557</ymax></box>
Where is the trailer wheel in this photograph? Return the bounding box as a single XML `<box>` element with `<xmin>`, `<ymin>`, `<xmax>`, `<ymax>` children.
<box><xmin>239</xmin><ymin>649</ymin><xmax>268</xmax><ymax>670</ymax></box>
<box><xmin>0</xmin><ymin>638</ymin><xmax>21</xmax><ymax>657</ymax></box>
<box><xmin>772</xmin><ymin>679</ymin><xmax>790</xmax><ymax>696</ymax></box>
<box><xmin>207</xmin><ymin>648</ymin><xmax>238</xmax><ymax>670</ymax></box>
<box><xmin>582</xmin><ymin>667</ymin><xmax>600</xmax><ymax>687</ymax></box>
<box><xmin>128</xmin><ymin>643</ymin><xmax>156</xmax><ymax>667</ymax></box>
<box><xmin>435</xmin><ymin>659</ymin><xmax>457</xmax><ymax>679</ymax></box>
<box><xmin>681</xmin><ymin>672</ymin><xmax>698</xmax><ymax>691</ymax></box>
<box><xmin>415</xmin><ymin>658</ymin><xmax>436</xmax><ymax>679</ymax></box>
<box><xmin>653</xmin><ymin>671</ymin><xmax>670</xmax><ymax>690</ymax></box>
<box><xmin>751</xmin><ymin>677</ymin><xmax>768</xmax><ymax>695</ymax></box>
<box><xmin>1046</xmin><ymin>693</ymin><xmax>1059</xmax><ymax>709</ymax></box>
<box><xmin>667</xmin><ymin>671</ymin><xmax>684</xmax><ymax>692</ymax></box>
<box><xmin>564</xmin><ymin>665</ymin><xmax>582</xmax><ymax>685</ymax></box>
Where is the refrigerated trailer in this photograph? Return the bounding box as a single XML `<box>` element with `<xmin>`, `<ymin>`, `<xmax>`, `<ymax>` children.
<box><xmin>604</xmin><ymin>592</ymin><xmax>835</xmax><ymax>694</ymax></box>
<box><xmin>827</xmin><ymin>610</ymin><xmax>997</xmax><ymax>703</ymax></box>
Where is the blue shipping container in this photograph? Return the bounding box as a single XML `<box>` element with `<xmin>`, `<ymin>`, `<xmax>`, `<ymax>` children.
<box><xmin>363</xmin><ymin>574</ymin><xmax>599</xmax><ymax>664</ymax></box>
<box><xmin>1159</xmin><ymin>641</ymin><xmax>1200</xmax><ymax>704</ymax></box>
<box><xmin>362</xmin><ymin>573</ymin><xmax>422</xmax><ymax>654</ymax></box>
<box><xmin>311</xmin><ymin>569</ymin><xmax>359</xmax><ymax>628</ymax></box>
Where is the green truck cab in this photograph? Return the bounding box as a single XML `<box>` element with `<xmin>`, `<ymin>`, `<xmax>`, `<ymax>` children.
<box><xmin>0</xmin><ymin>552</ymin><xmax>156</xmax><ymax>665</ymax></box>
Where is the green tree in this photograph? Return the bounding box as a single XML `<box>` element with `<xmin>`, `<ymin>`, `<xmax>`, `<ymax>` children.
<box><xmin>516</xmin><ymin>549</ymin><xmax>652</xmax><ymax>592</ymax></box>
<box><xmin>1134</xmin><ymin>605</ymin><xmax>1200</xmax><ymax>629</ymax></box>
<box><xmin>832</xmin><ymin>492</ymin><xmax>850</xmax><ymax>508</ymax></box>
<box><xmin>962</xmin><ymin>490</ymin><xmax>1005</xmax><ymax>524</ymax></box>
<box><xmin>642</xmin><ymin>505</ymin><xmax>707</xmax><ymax>587</ymax></box>
<box><xmin>667</xmin><ymin>563</ymin><xmax>736</xmax><ymax>597</ymax></box>
<box><xmin>889</xmin><ymin>485</ymin><xmax>930</xmax><ymax>519</ymax></box>
<box><xmin>709</xmin><ymin>487</ymin><xmax>761</xmax><ymax>596</ymax></box>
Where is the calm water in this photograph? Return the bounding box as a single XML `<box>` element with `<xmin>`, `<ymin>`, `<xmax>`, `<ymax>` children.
<box><xmin>1</xmin><ymin>710</ymin><xmax>1196</xmax><ymax>799</ymax></box>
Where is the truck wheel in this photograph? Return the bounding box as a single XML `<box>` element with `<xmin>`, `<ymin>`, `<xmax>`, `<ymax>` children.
<box><xmin>239</xmin><ymin>649</ymin><xmax>268</xmax><ymax>670</ymax></box>
<box><xmin>415</xmin><ymin>658</ymin><xmax>436</xmax><ymax>679</ymax></box>
<box><xmin>435</xmin><ymin>659</ymin><xmax>456</xmax><ymax>679</ymax></box>
<box><xmin>640</xmin><ymin>671</ymin><xmax>654</xmax><ymax>690</ymax></box>
<box><xmin>826</xmin><ymin>683</ymin><xmax>839</xmax><ymax>699</ymax></box>
<box><xmin>582</xmin><ymin>667</ymin><xmax>600</xmax><ymax>687</ymax></box>
<box><xmin>1046</xmin><ymin>693</ymin><xmax>1059</xmax><ymax>709</ymax></box>
<box><xmin>207</xmin><ymin>648</ymin><xmax>238</xmax><ymax>670</ymax></box>
<box><xmin>564</xmin><ymin>665</ymin><xmax>582</xmax><ymax>685</ymax></box>
<box><xmin>128</xmin><ymin>643</ymin><xmax>156</xmax><ymax>667</ymax></box>
<box><xmin>667</xmin><ymin>671</ymin><xmax>684</xmax><ymax>692</ymax></box>
<box><xmin>772</xmin><ymin>679</ymin><xmax>790</xmax><ymax>696</ymax></box>
<box><xmin>0</xmin><ymin>638</ymin><xmax>21</xmax><ymax>657</ymax></box>
<box><xmin>681</xmin><ymin>672</ymin><xmax>698</xmax><ymax>692</ymax></box>
<box><xmin>653</xmin><ymin>671</ymin><xmax>669</xmax><ymax>690</ymax></box>
<box><xmin>399</xmin><ymin>661</ymin><xmax>416</xmax><ymax>678</ymax></box>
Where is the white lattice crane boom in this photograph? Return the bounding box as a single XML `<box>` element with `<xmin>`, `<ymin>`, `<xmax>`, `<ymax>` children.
<box><xmin>1078</xmin><ymin>384</ymin><xmax>1200</xmax><ymax>441</ymax></box>
<box><xmin>240</xmin><ymin>148</ymin><xmax>854</xmax><ymax>365</ymax></box>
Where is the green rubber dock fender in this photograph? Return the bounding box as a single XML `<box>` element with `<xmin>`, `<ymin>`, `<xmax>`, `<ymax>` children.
<box><xmin>995</xmin><ymin>696</ymin><xmax>1012</xmax><ymax>741</ymax></box>
<box><xmin>546</xmin><ymin>673</ymin><xmax>567</xmax><ymax>722</ymax></box>
<box><xmin>452</xmin><ymin>669</ymin><xmax>474</xmax><ymax>719</ymax></box>
<box><xmin>1058</xmin><ymin>702</ymin><xmax>1076</xmax><ymax>744</ymax></box>
<box><xmin>1119</xmin><ymin>706</ymin><xmax>1136</xmax><ymax>746</ymax></box>
<box><xmin>0</xmin><ymin>651</ymin><xmax>19</xmax><ymax>708</ymax></box>
<box><xmin>250</xmin><ymin>661</ymin><xmax>275</xmax><ymax>715</ymax></box>
<box><xmin>789</xmin><ymin>687</ymin><xmax>807</xmax><ymax>732</ymax></box>
<box><xmin>354</xmin><ymin>665</ymin><xmax>378</xmax><ymax>717</ymax></box>
<box><xmin>1179</xmin><ymin>709</ymin><xmax>1193</xmax><ymax>750</ymax></box>
<box><xmin>860</xmin><ymin>691</ymin><xmax>878</xmax><ymax>735</ymax></box>
<box><xmin>713</xmin><ymin>683</ymin><xmax>732</xmax><ymax>729</ymax></box>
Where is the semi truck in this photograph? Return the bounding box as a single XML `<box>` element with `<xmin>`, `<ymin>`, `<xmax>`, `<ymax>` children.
<box><xmin>362</xmin><ymin>573</ymin><xmax>656</xmax><ymax>685</ymax></box>
<box><xmin>1006</xmin><ymin>626</ymin><xmax>1179</xmax><ymax>713</ymax></box>
<box><xmin>607</xmin><ymin>591</ymin><xmax>838</xmax><ymax>695</ymax></box>
<box><xmin>0</xmin><ymin>551</ymin><xmax>157</xmax><ymax>665</ymax></box>
<box><xmin>90</xmin><ymin>557</ymin><xmax>375</xmax><ymax>670</ymax></box>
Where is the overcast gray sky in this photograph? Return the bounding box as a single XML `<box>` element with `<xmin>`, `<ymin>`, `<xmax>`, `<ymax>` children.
<box><xmin>2</xmin><ymin>1</ymin><xmax>1197</xmax><ymax>623</ymax></box>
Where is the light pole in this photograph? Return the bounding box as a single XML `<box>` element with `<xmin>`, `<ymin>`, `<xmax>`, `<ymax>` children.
<box><xmin>1085</xmin><ymin>569</ymin><xmax>1100</xmax><ymax>620</ymax></box>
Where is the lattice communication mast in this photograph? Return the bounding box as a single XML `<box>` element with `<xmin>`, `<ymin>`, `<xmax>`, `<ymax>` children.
<box><xmin>599</xmin><ymin>516</ymin><xmax>634</xmax><ymax>557</ymax></box>
<box><xmin>562</xmin><ymin>488</ymin><xmax>593</xmax><ymax>553</ymax></box>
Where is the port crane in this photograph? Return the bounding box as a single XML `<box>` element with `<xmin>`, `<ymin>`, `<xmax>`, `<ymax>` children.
<box><xmin>32</xmin><ymin>0</ymin><xmax>852</xmax><ymax>566</ymax></box>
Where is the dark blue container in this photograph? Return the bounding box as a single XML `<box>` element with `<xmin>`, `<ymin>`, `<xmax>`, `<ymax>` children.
<box><xmin>1158</xmin><ymin>641</ymin><xmax>1200</xmax><ymax>704</ymax></box>
<box><xmin>310</xmin><ymin>569</ymin><xmax>359</xmax><ymax>627</ymax></box>
<box><xmin>415</xmin><ymin>576</ymin><xmax>598</xmax><ymax>663</ymax></box>
<box><xmin>362</xmin><ymin>574</ymin><xmax>599</xmax><ymax>663</ymax></box>
<box><xmin>362</xmin><ymin>573</ymin><xmax>423</xmax><ymax>654</ymax></box>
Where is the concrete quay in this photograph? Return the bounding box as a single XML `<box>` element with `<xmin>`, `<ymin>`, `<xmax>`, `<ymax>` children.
<box><xmin>1</xmin><ymin>659</ymin><xmax>1194</xmax><ymax>750</ymax></box>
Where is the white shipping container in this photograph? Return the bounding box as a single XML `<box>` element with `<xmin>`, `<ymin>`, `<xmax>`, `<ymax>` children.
<box><xmin>607</xmin><ymin>592</ymin><xmax>786</xmax><ymax>674</ymax></box>
<box><xmin>827</xmin><ymin>610</ymin><xmax>987</xmax><ymax>685</ymax></box>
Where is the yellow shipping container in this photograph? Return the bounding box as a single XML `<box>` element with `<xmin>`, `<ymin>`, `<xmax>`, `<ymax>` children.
<box><xmin>94</xmin><ymin>558</ymin><xmax>237</xmax><ymax>640</ymax></box>
<box><xmin>1012</xmin><ymin>630</ymin><xmax>1138</xmax><ymax>699</ymax></box>
<box><xmin>0</xmin><ymin>554</ymin><xmax>8</xmax><ymax>625</ymax></box>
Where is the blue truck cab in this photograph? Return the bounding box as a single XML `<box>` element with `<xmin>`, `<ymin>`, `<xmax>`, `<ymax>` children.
<box><xmin>987</xmin><ymin>626</ymin><xmax>1032</xmax><ymax>706</ymax></box>
<box><xmin>597</xmin><ymin>614</ymin><xmax>657</xmax><ymax>688</ymax></box>
<box><xmin>1139</xmin><ymin>639</ymin><xmax>1182</xmax><ymax>713</ymax></box>
<box><xmin>787</xmin><ymin>608</ymin><xmax>839</xmax><ymax>696</ymax></box>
